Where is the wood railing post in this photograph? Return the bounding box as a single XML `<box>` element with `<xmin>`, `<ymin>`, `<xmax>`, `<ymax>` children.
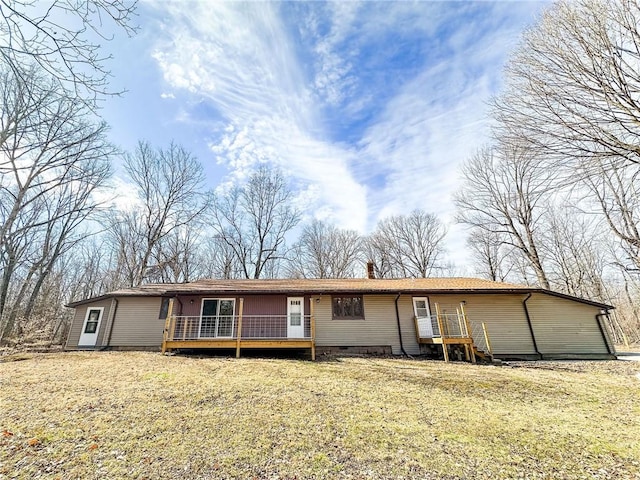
<box><xmin>170</xmin><ymin>314</ymin><xmax>177</xmax><ymax>341</ymax></box>
<box><xmin>459</xmin><ymin>302</ymin><xmax>476</xmax><ymax>364</ymax></box>
<box><xmin>456</xmin><ymin>307</ymin><xmax>465</xmax><ymax>337</ymax></box>
<box><xmin>456</xmin><ymin>307</ymin><xmax>471</xmax><ymax>361</ymax></box>
<box><xmin>310</xmin><ymin>297</ymin><xmax>316</xmax><ymax>361</ymax></box>
<box><xmin>236</xmin><ymin>298</ymin><xmax>244</xmax><ymax>359</ymax></box>
<box><xmin>162</xmin><ymin>297</ymin><xmax>175</xmax><ymax>353</ymax></box>
<box><xmin>482</xmin><ymin>322</ymin><xmax>493</xmax><ymax>356</ymax></box>
<box><xmin>434</xmin><ymin>303</ymin><xmax>449</xmax><ymax>362</ymax></box>
<box><xmin>182</xmin><ymin>314</ymin><xmax>189</xmax><ymax>341</ymax></box>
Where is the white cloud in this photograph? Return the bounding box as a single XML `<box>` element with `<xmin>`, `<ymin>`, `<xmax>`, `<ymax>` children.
<box><xmin>352</xmin><ymin>3</ymin><xmax>544</xmax><ymax>266</ymax></box>
<box><xmin>143</xmin><ymin>1</ymin><xmax>545</xmax><ymax>268</ymax></box>
<box><xmin>92</xmin><ymin>176</ymin><xmax>142</xmax><ymax>212</ymax></box>
<box><xmin>148</xmin><ymin>1</ymin><xmax>369</xmax><ymax>231</ymax></box>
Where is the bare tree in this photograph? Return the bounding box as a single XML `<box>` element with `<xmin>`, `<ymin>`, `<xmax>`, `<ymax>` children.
<box><xmin>455</xmin><ymin>145</ymin><xmax>552</xmax><ymax>289</ymax></box>
<box><xmin>466</xmin><ymin>228</ymin><xmax>515</xmax><ymax>282</ymax></box>
<box><xmin>288</xmin><ymin>220</ymin><xmax>363</xmax><ymax>278</ymax></box>
<box><xmin>486</xmin><ymin>0</ymin><xmax>640</xmax><ymax>345</ymax></box>
<box><xmin>582</xmin><ymin>161</ymin><xmax>640</xmax><ymax>273</ymax></box>
<box><xmin>0</xmin><ymin>65</ymin><xmax>113</xmax><ymax>341</ymax></box>
<box><xmin>106</xmin><ymin>141</ymin><xmax>210</xmax><ymax>287</ymax></box>
<box><xmin>209</xmin><ymin>165</ymin><xmax>300</xmax><ymax>279</ymax></box>
<box><xmin>64</xmin><ymin>238</ymin><xmax>119</xmax><ymax>302</ymax></box>
<box><xmin>616</xmin><ymin>275</ymin><xmax>640</xmax><ymax>343</ymax></box>
<box><xmin>145</xmin><ymin>226</ymin><xmax>203</xmax><ymax>283</ymax></box>
<box><xmin>196</xmin><ymin>236</ymin><xmax>243</xmax><ymax>280</ymax></box>
<box><xmin>541</xmin><ymin>206</ymin><xmax>609</xmax><ymax>300</ymax></box>
<box><xmin>493</xmin><ymin>0</ymin><xmax>640</xmax><ymax>172</ymax></box>
<box><xmin>367</xmin><ymin>210</ymin><xmax>447</xmax><ymax>278</ymax></box>
<box><xmin>0</xmin><ymin>0</ymin><xmax>137</xmax><ymax>103</ymax></box>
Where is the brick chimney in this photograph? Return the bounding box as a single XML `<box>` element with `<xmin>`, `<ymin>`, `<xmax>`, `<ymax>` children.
<box><xmin>366</xmin><ymin>261</ymin><xmax>375</xmax><ymax>279</ymax></box>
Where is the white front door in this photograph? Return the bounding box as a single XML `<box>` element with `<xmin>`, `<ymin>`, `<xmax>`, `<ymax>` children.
<box><xmin>79</xmin><ymin>307</ymin><xmax>104</xmax><ymax>346</ymax></box>
<box><xmin>412</xmin><ymin>297</ymin><xmax>433</xmax><ymax>338</ymax></box>
<box><xmin>287</xmin><ymin>297</ymin><xmax>305</xmax><ymax>338</ymax></box>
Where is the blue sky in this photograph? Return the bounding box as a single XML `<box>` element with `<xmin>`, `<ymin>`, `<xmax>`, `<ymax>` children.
<box><xmin>101</xmin><ymin>1</ymin><xmax>547</xmax><ymax>272</ymax></box>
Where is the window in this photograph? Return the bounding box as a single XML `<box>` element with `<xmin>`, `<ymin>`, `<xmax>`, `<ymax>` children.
<box><xmin>289</xmin><ymin>299</ymin><xmax>302</xmax><ymax>326</ymax></box>
<box><xmin>159</xmin><ymin>298</ymin><xmax>170</xmax><ymax>320</ymax></box>
<box><xmin>332</xmin><ymin>296</ymin><xmax>364</xmax><ymax>319</ymax></box>
<box><xmin>84</xmin><ymin>309</ymin><xmax>101</xmax><ymax>333</ymax></box>
<box><xmin>412</xmin><ymin>297</ymin><xmax>430</xmax><ymax>318</ymax></box>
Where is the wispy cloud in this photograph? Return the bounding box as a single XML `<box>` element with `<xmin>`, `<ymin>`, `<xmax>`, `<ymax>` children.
<box><xmin>148</xmin><ymin>1</ymin><xmax>369</xmax><ymax>230</ymax></box>
<box><xmin>145</xmin><ymin>0</ymin><xmax>545</xmax><ymax>267</ymax></box>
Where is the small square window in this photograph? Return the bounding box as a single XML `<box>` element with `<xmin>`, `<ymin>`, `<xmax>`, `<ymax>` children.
<box><xmin>84</xmin><ymin>321</ymin><xmax>98</xmax><ymax>334</ymax></box>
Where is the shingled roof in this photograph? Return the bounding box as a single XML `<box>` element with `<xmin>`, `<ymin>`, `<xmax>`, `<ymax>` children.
<box><xmin>66</xmin><ymin>277</ymin><xmax>612</xmax><ymax>309</ymax></box>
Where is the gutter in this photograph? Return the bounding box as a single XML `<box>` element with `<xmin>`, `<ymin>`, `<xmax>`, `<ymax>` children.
<box><xmin>522</xmin><ymin>293</ymin><xmax>542</xmax><ymax>358</ymax></box>
<box><xmin>394</xmin><ymin>293</ymin><xmax>408</xmax><ymax>356</ymax></box>
<box><xmin>595</xmin><ymin>310</ymin><xmax>614</xmax><ymax>356</ymax></box>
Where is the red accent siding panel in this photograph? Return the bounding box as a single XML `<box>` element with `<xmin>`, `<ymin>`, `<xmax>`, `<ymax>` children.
<box><xmin>242</xmin><ymin>295</ymin><xmax>287</xmax><ymax>338</ymax></box>
<box><xmin>176</xmin><ymin>295</ymin><xmax>238</xmax><ymax>316</ymax></box>
<box><xmin>242</xmin><ymin>295</ymin><xmax>288</xmax><ymax>315</ymax></box>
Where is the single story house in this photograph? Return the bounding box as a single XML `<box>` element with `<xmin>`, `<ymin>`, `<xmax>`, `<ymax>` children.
<box><xmin>65</xmin><ymin>277</ymin><xmax>616</xmax><ymax>361</ymax></box>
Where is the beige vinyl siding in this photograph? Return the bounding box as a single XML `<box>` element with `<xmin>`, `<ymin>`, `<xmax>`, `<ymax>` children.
<box><xmin>427</xmin><ymin>294</ymin><xmax>537</xmax><ymax>356</ymax></box>
<box><xmin>108</xmin><ymin>297</ymin><xmax>165</xmax><ymax>347</ymax></box>
<box><xmin>314</xmin><ymin>294</ymin><xmax>420</xmax><ymax>355</ymax></box>
<box><xmin>65</xmin><ymin>299</ymin><xmax>113</xmax><ymax>349</ymax></box>
<box><xmin>527</xmin><ymin>293</ymin><xmax>609</xmax><ymax>355</ymax></box>
<box><xmin>398</xmin><ymin>295</ymin><xmax>420</xmax><ymax>354</ymax></box>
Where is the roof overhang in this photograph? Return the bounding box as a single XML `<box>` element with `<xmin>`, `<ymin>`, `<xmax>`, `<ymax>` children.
<box><xmin>66</xmin><ymin>286</ymin><xmax>613</xmax><ymax>310</ymax></box>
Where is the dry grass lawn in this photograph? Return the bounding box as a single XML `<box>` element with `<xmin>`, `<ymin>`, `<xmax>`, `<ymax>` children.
<box><xmin>1</xmin><ymin>352</ymin><xmax>639</xmax><ymax>479</ymax></box>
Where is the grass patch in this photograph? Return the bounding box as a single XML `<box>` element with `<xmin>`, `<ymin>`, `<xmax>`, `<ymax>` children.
<box><xmin>1</xmin><ymin>352</ymin><xmax>639</xmax><ymax>479</ymax></box>
<box><xmin>0</xmin><ymin>353</ymin><xmax>34</xmax><ymax>363</ymax></box>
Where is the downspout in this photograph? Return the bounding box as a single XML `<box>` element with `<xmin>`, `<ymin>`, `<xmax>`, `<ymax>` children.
<box><xmin>522</xmin><ymin>293</ymin><xmax>541</xmax><ymax>358</ymax></box>
<box><xmin>100</xmin><ymin>298</ymin><xmax>119</xmax><ymax>351</ymax></box>
<box><xmin>394</xmin><ymin>293</ymin><xmax>408</xmax><ymax>356</ymax></box>
<box><xmin>595</xmin><ymin>310</ymin><xmax>614</xmax><ymax>356</ymax></box>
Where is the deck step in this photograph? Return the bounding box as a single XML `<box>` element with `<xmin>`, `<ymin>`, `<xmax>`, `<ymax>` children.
<box><xmin>473</xmin><ymin>347</ymin><xmax>493</xmax><ymax>361</ymax></box>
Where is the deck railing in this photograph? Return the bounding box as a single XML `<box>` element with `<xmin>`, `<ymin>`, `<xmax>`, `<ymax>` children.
<box><xmin>469</xmin><ymin>320</ymin><xmax>491</xmax><ymax>355</ymax></box>
<box><xmin>416</xmin><ymin>312</ymin><xmax>470</xmax><ymax>339</ymax></box>
<box><xmin>415</xmin><ymin>302</ymin><xmax>494</xmax><ymax>362</ymax></box>
<box><xmin>167</xmin><ymin>315</ymin><xmax>313</xmax><ymax>341</ymax></box>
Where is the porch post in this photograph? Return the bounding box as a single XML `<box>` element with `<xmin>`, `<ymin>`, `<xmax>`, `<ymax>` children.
<box><xmin>456</xmin><ymin>307</ymin><xmax>465</xmax><ymax>338</ymax></box>
<box><xmin>482</xmin><ymin>322</ymin><xmax>493</xmax><ymax>356</ymax></box>
<box><xmin>310</xmin><ymin>297</ymin><xmax>316</xmax><ymax>361</ymax></box>
<box><xmin>434</xmin><ymin>303</ymin><xmax>449</xmax><ymax>362</ymax></box>
<box><xmin>236</xmin><ymin>297</ymin><xmax>244</xmax><ymax>359</ymax></box>
<box><xmin>161</xmin><ymin>297</ymin><xmax>175</xmax><ymax>354</ymax></box>
<box><xmin>460</xmin><ymin>302</ymin><xmax>476</xmax><ymax>364</ymax></box>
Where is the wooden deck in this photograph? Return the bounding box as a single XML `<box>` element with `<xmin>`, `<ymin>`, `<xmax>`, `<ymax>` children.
<box><xmin>161</xmin><ymin>298</ymin><xmax>317</xmax><ymax>359</ymax></box>
<box><xmin>415</xmin><ymin>302</ymin><xmax>493</xmax><ymax>363</ymax></box>
<box><xmin>418</xmin><ymin>336</ymin><xmax>474</xmax><ymax>345</ymax></box>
